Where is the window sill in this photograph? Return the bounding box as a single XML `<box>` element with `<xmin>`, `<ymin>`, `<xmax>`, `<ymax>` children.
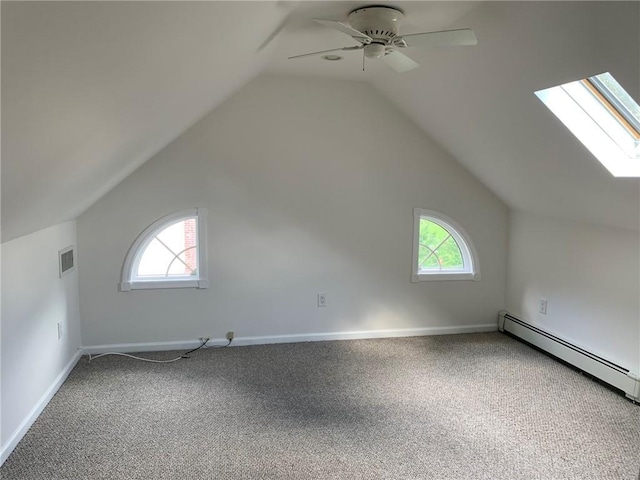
<box><xmin>411</xmin><ymin>272</ymin><xmax>480</xmax><ymax>282</ymax></box>
<box><xmin>120</xmin><ymin>279</ymin><xmax>209</xmax><ymax>291</ymax></box>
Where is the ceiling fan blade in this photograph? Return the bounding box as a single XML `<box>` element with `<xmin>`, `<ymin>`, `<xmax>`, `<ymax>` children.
<box><xmin>400</xmin><ymin>28</ymin><xmax>477</xmax><ymax>48</ymax></box>
<box><xmin>382</xmin><ymin>50</ymin><xmax>420</xmax><ymax>73</ymax></box>
<box><xmin>314</xmin><ymin>19</ymin><xmax>372</xmax><ymax>44</ymax></box>
<box><xmin>288</xmin><ymin>45</ymin><xmax>362</xmax><ymax>60</ymax></box>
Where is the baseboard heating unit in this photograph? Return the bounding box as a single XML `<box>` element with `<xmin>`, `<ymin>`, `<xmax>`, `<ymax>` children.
<box><xmin>498</xmin><ymin>311</ymin><xmax>640</xmax><ymax>403</ymax></box>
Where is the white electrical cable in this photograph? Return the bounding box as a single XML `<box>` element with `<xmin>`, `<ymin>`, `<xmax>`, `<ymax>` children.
<box><xmin>87</xmin><ymin>339</ymin><xmax>231</xmax><ymax>364</ymax></box>
<box><xmin>88</xmin><ymin>352</ymin><xmax>184</xmax><ymax>363</ymax></box>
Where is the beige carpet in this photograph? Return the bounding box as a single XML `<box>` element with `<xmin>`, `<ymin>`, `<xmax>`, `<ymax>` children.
<box><xmin>2</xmin><ymin>332</ymin><xmax>639</xmax><ymax>479</ymax></box>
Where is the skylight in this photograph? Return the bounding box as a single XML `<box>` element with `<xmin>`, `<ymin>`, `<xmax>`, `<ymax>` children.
<box><xmin>535</xmin><ymin>72</ymin><xmax>640</xmax><ymax>177</ymax></box>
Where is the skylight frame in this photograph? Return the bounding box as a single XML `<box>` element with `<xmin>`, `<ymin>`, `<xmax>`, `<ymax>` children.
<box><xmin>535</xmin><ymin>72</ymin><xmax>640</xmax><ymax>177</ymax></box>
<box><xmin>587</xmin><ymin>74</ymin><xmax>640</xmax><ymax>135</ymax></box>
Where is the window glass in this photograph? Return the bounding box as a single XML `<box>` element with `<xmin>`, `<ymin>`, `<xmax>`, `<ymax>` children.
<box><xmin>590</xmin><ymin>72</ymin><xmax>640</xmax><ymax>130</ymax></box>
<box><xmin>418</xmin><ymin>219</ymin><xmax>464</xmax><ymax>271</ymax></box>
<box><xmin>121</xmin><ymin>208</ymin><xmax>208</xmax><ymax>291</ymax></box>
<box><xmin>137</xmin><ymin>218</ymin><xmax>197</xmax><ymax>278</ymax></box>
<box><xmin>535</xmin><ymin>72</ymin><xmax>640</xmax><ymax>176</ymax></box>
<box><xmin>411</xmin><ymin>209</ymin><xmax>479</xmax><ymax>282</ymax></box>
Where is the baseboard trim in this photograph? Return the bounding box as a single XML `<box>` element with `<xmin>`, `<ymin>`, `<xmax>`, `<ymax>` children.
<box><xmin>82</xmin><ymin>324</ymin><xmax>498</xmax><ymax>354</ymax></box>
<box><xmin>1</xmin><ymin>349</ymin><xmax>83</xmax><ymax>466</ymax></box>
<box><xmin>1</xmin><ymin>325</ymin><xmax>497</xmax><ymax>465</ymax></box>
<box><xmin>83</xmin><ymin>340</ymin><xmax>205</xmax><ymax>355</ymax></box>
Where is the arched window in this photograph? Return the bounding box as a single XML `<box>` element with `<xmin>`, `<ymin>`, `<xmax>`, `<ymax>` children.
<box><xmin>120</xmin><ymin>208</ymin><xmax>208</xmax><ymax>291</ymax></box>
<box><xmin>411</xmin><ymin>208</ymin><xmax>480</xmax><ymax>282</ymax></box>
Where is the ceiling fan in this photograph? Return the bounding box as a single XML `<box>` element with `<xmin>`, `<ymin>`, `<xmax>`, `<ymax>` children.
<box><xmin>288</xmin><ymin>6</ymin><xmax>477</xmax><ymax>73</ymax></box>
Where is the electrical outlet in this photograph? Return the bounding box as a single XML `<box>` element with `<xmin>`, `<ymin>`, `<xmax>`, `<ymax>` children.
<box><xmin>318</xmin><ymin>293</ymin><xmax>327</xmax><ymax>307</ymax></box>
<box><xmin>539</xmin><ymin>299</ymin><xmax>548</xmax><ymax>315</ymax></box>
<box><xmin>226</xmin><ymin>331</ymin><xmax>234</xmax><ymax>341</ymax></box>
<box><xmin>57</xmin><ymin>322</ymin><xmax>63</xmax><ymax>340</ymax></box>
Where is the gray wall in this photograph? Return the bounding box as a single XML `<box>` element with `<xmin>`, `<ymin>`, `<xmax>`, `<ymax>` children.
<box><xmin>77</xmin><ymin>75</ymin><xmax>509</xmax><ymax>346</ymax></box>
<box><xmin>1</xmin><ymin>221</ymin><xmax>82</xmax><ymax>458</ymax></box>
<box><xmin>506</xmin><ymin>210</ymin><xmax>640</xmax><ymax>372</ymax></box>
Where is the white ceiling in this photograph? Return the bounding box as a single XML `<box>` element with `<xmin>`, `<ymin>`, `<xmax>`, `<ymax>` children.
<box><xmin>2</xmin><ymin>1</ymin><xmax>638</xmax><ymax>241</ymax></box>
<box><xmin>1</xmin><ymin>1</ymin><xmax>284</xmax><ymax>241</ymax></box>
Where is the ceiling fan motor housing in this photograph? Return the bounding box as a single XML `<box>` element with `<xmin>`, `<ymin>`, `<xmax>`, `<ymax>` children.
<box><xmin>348</xmin><ymin>6</ymin><xmax>404</xmax><ymax>58</ymax></box>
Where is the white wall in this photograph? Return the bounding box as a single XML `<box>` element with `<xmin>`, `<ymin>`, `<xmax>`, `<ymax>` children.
<box><xmin>506</xmin><ymin>210</ymin><xmax>640</xmax><ymax>372</ymax></box>
<box><xmin>1</xmin><ymin>221</ymin><xmax>82</xmax><ymax>460</ymax></box>
<box><xmin>77</xmin><ymin>75</ymin><xmax>508</xmax><ymax>347</ymax></box>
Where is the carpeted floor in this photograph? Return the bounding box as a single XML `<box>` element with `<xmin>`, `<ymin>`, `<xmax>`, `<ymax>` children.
<box><xmin>2</xmin><ymin>332</ymin><xmax>639</xmax><ymax>479</ymax></box>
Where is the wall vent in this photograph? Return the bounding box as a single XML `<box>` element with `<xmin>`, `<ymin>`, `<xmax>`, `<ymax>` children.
<box><xmin>58</xmin><ymin>245</ymin><xmax>75</xmax><ymax>277</ymax></box>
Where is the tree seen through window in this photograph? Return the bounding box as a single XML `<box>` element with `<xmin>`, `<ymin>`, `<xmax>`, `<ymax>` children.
<box><xmin>418</xmin><ymin>219</ymin><xmax>464</xmax><ymax>271</ymax></box>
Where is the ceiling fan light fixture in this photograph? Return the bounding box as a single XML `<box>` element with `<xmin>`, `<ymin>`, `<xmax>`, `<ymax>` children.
<box><xmin>290</xmin><ymin>6</ymin><xmax>477</xmax><ymax>73</ymax></box>
<box><xmin>364</xmin><ymin>43</ymin><xmax>386</xmax><ymax>59</ymax></box>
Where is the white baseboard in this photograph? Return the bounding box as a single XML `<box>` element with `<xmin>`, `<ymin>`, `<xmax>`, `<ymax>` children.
<box><xmin>1</xmin><ymin>325</ymin><xmax>497</xmax><ymax>465</ymax></box>
<box><xmin>83</xmin><ymin>339</ymin><xmax>203</xmax><ymax>355</ymax></box>
<box><xmin>1</xmin><ymin>349</ymin><xmax>83</xmax><ymax>466</ymax></box>
<box><xmin>498</xmin><ymin>311</ymin><xmax>640</xmax><ymax>402</ymax></box>
<box><xmin>82</xmin><ymin>324</ymin><xmax>498</xmax><ymax>354</ymax></box>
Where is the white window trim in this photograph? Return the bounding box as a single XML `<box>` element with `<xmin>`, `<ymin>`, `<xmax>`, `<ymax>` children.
<box><xmin>120</xmin><ymin>208</ymin><xmax>208</xmax><ymax>291</ymax></box>
<box><xmin>411</xmin><ymin>208</ymin><xmax>480</xmax><ymax>282</ymax></box>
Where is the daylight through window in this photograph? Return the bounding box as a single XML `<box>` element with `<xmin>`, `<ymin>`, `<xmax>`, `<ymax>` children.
<box><xmin>121</xmin><ymin>208</ymin><xmax>208</xmax><ymax>291</ymax></box>
<box><xmin>411</xmin><ymin>209</ymin><xmax>479</xmax><ymax>282</ymax></box>
<box><xmin>418</xmin><ymin>219</ymin><xmax>464</xmax><ymax>271</ymax></box>
<box><xmin>136</xmin><ymin>218</ymin><xmax>198</xmax><ymax>279</ymax></box>
<box><xmin>535</xmin><ymin>72</ymin><xmax>640</xmax><ymax>176</ymax></box>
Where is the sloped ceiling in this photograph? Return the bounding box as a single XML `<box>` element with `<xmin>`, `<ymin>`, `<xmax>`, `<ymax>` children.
<box><xmin>265</xmin><ymin>1</ymin><xmax>639</xmax><ymax>230</ymax></box>
<box><xmin>372</xmin><ymin>1</ymin><xmax>640</xmax><ymax>231</ymax></box>
<box><xmin>1</xmin><ymin>1</ymin><xmax>285</xmax><ymax>241</ymax></box>
<box><xmin>2</xmin><ymin>1</ymin><xmax>639</xmax><ymax>241</ymax></box>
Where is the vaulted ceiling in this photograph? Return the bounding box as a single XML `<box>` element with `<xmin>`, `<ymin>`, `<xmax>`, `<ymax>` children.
<box><xmin>3</xmin><ymin>1</ymin><xmax>638</xmax><ymax>242</ymax></box>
